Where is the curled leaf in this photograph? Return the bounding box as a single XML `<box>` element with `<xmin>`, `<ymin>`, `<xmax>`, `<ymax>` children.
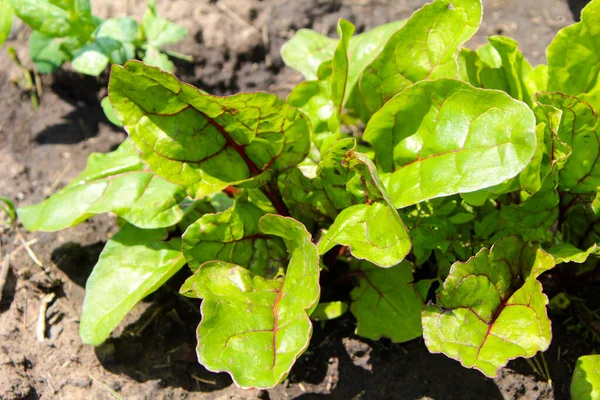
<box><xmin>422</xmin><ymin>236</ymin><xmax>556</xmax><ymax>377</ymax></box>
<box><xmin>182</xmin><ymin>195</ymin><xmax>288</xmax><ymax>276</ymax></box>
<box><xmin>548</xmin><ymin>243</ymin><xmax>599</xmax><ymax>264</ymax></box>
<box><xmin>180</xmin><ymin>215</ymin><xmax>319</xmax><ymax>389</ymax></box>
<box><xmin>358</xmin><ymin>0</ymin><xmax>482</xmax><ymax>115</ymax></box>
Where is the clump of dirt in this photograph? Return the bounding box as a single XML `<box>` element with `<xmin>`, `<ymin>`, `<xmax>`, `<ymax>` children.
<box><xmin>0</xmin><ymin>0</ymin><xmax>591</xmax><ymax>399</ymax></box>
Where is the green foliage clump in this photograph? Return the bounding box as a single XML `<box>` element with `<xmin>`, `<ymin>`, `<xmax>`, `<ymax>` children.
<box><xmin>15</xmin><ymin>0</ymin><xmax>600</xmax><ymax>393</ymax></box>
<box><xmin>0</xmin><ymin>0</ymin><xmax>187</xmax><ymax>75</ymax></box>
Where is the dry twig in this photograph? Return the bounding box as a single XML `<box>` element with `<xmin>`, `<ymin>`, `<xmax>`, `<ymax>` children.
<box><xmin>36</xmin><ymin>292</ymin><xmax>56</xmax><ymax>342</ymax></box>
<box><xmin>0</xmin><ymin>254</ymin><xmax>10</xmax><ymax>303</ymax></box>
<box><xmin>215</xmin><ymin>1</ymin><xmax>260</xmax><ymax>33</ymax></box>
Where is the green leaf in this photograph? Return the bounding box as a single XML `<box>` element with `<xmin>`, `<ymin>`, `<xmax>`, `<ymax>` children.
<box><xmin>9</xmin><ymin>0</ymin><xmax>71</xmax><ymax>37</ymax></box>
<box><xmin>562</xmin><ymin>196</ymin><xmax>600</xmax><ymax>251</ymax></box>
<box><xmin>478</xmin><ymin>36</ymin><xmax>536</xmax><ymax>106</ymax></box>
<box><xmin>108</xmin><ymin>61</ymin><xmax>310</xmax><ymax>199</ymax></box>
<box><xmin>95</xmin><ymin>17</ymin><xmax>138</xmax><ymax>64</ymax></box>
<box><xmin>547</xmin><ymin>243</ymin><xmax>599</xmax><ymax>264</ymax></box>
<box><xmin>18</xmin><ymin>140</ymin><xmax>190</xmax><ymax>231</ymax></box>
<box><xmin>142</xmin><ymin>0</ymin><xmax>186</xmax><ymax>48</ymax></box>
<box><xmin>180</xmin><ymin>214</ymin><xmax>320</xmax><ymax>389</ymax></box>
<box><xmin>572</xmin><ymin>355</ymin><xmax>600</xmax><ymax>400</ymax></box>
<box><xmin>363</xmin><ymin>79</ymin><xmax>537</xmax><ymax>208</ymax></box>
<box><xmin>0</xmin><ymin>0</ymin><xmax>13</xmax><ymax>47</ymax></box>
<box><xmin>358</xmin><ymin>0</ymin><xmax>482</xmax><ymax>115</ymax></box>
<box><xmin>534</xmin><ymin>93</ymin><xmax>600</xmax><ymax>194</ymax></box>
<box><xmin>518</xmin><ymin>122</ymin><xmax>548</xmax><ymax>195</ymax></box>
<box><xmin>330</xmin><ymin>19</ymin><xmax>354</xmax><ymax>109</ymax></box>
<box><xmin>182</xmin><ymin>195</ymin><xmax>288</xmax><ymax>275</ymax></box>
<box><xmin>28</xmin><ymin>31</ymin><xmax>68</xmax><ymax>73</ymax></box>
<box><xmin>71</xmin><ymin>44</ymin><xmax>110</xmax><ymax>76</ymax></box>
<box><xmin>287</xmin><ymin>80</ymin><xmax>338</xmax><ymax>154</ymax></box>
<box><xmin>287</xmin><ymin>19</ymin><xmax>354</xmax><ymax>156</ymax></box>
<box><xmin>580</xmin><ymin>89</ymin><xmax>600</xmax><ymax>114</ymax></box>
<box><xmin>281</xmin><ymin>29</ymin><xmax>336</xmax><ymax>81</ymax></box>
<box><xmin>311</xmin><ymin>301</ymin><xmax>348</xmax><ymax>321</ymax></box>
<box><xmin>547</xmin><ymin>0</ymin><xmax>600</xmax><ymax>95</ymax></box>
<box><xmin>422</xmin><ymin>236</ymin><xmax>556</xmax><ymax>377</ymax></box>
<box><xmin>80</xmin><ymin>224</ymin><xmax>186</xmax><ymax>345</ymax></box>
<box><xmin>342</xmin><ymin>20</ymin><xmax>406</xmax><ymax>121</ymax></box>
<box><xmin>350</xmin><ymin>260</ymin><xmax>424</xmax><ymax>342</ymax></box>
<box><xmin>277</xmin><ymin>167</ymin><xmax>337</xmax><ymax>229</ymax></box>
<box><xmin>101</xmin><ymin>96</ymin><xmax>123</xmax><ymax>127</ymax></box>
<box><xmin>9</xmin><ymin>0</ymin><xmax>95</xmax><ymax>39</ymax></box>
<box><xmin>532</xmin><ymin>64</ymin><xmax>548</xmax><ymax>93</ymax></box>
<box><xmin>0</xmin><ymin>195</ymin><xmax>16</xmax><ymax>223</ymax></box>
<box><xmin>495</xmin><ymin>172</ymin><xmax>559</xmax><ymax>241</ymax></box>
<box><xmin>316</xmin><ymin>138</ymin><xmax>364</xmax><ymax>211</ymax></box>
<box><xmin>143</xmin><ymin>46</ymin><xmax>174</xmax><ymax>72</ymax></box>
<box><xmin>72</xmin><ymin>18</ymin><xmax>139</xmax><ymax>76</ymax></box>
<box><xmin>318</xmin><ymin>139</ymin><xmax>411</xmax><ymax>267</ymax></box>
<box><xmin>457</xmin><ymin>48</ymin><xmax>481</xmax><ymax>86</ymax></box>
<box><xmin>282</xmin><ymin>19</ymin><xmax>406</xmax><ymax>124</ymax></box>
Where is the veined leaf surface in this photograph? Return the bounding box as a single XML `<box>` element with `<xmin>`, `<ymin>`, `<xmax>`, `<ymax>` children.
<box><xmin>350</xmin><ymin>260</ymin><xmax>424</xmax><ymax>342</ymax></box>
<box><xmin>422</xmin><ymin>236</ymin><xmax>555</xmax><ymax>377</ymax></box>
<box><xmin>364</xmin><ymin>79</ymin><xmax>537</xmax><ymax>208</ymax></box>
<box><xmin>535</xmin><ymin>92</ymin><xmax>600</xmax><ymax>194</ymax></box>
<box><xmin>109</xmin><ymin>61</ymin><xmax>310</xmax><ymax>199</ymax></box>
<box><xmin>547</xmin><ymin>0</ymin><xmax>600</xmax><ymax>95</ymax></box>
<box><xmin>180</xmin><ymin>215</ymin><xmax>319</xmax><ymax>389</ymax></box>
<box><xmin>358</xmin><ymin>0</ymin><xmax>482</xmax><ymax>114</ymax></box>
<box><xmin>182</xmin><ymin>195</ymin><xmax>288</xmax><ymax>276</ymax></box>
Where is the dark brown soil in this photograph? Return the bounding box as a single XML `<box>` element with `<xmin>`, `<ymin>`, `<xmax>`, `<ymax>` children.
<box><xmin>0</xmin><ymin>0</ymin><xmax>595</xmax><ymax>399</ymax></box>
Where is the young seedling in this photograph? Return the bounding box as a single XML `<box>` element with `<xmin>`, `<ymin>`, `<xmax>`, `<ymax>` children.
<box><xmin>16</xmin><ymin>0</ymin><xmax>600</xmax><ymax>395</ymax></box>
<box><xmin>1</xmin><ymin>0</ymin><xmax>187</xmax><ymax>76</ymax></box>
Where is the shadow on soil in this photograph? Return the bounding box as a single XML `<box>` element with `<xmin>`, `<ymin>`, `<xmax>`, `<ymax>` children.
<box><xmin>567</xmin><ymin>0</ymin><xmax>592</xmax><ymax>21</ymax></box>
<box><xmin>34</xmin><ymin>70</ymin><xmax>111</xmax><ymax>145</ymax></box>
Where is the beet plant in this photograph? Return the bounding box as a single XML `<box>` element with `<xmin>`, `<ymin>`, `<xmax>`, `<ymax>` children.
<box><xmin>0</xmin><ymin>0</ymin><xmax>187</xmax><ymax>75</ymax></box>
<box><xmin>17</xmin><ymin>0</ymin><xmax>600</xmax><ymax>395</ymax></box>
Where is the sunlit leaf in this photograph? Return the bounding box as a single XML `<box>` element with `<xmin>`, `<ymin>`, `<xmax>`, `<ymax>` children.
<box><xmin>364</xmin><ymin>79</ymin><xmax>537</xmax><ymax>208</ymax></box>
<box><xmin>80</xmin><ymin>224</ymin><xmax>186</xmax><ymax>345</ymax></box>
<box><xmin>572</xmin><ymin>355</ymin><xmax>600</xmax><ymax>400</ymax></box>
<box><xmin>18</xmin><ymin>140</ymin><xmax>189</xmax><ymax>230</ymax></box>
<box><xmin>535</xmin><ymin>92</ymin><xmax>600</xmax><ymax>194</ymax></box>
<box><xmin>358</xmin><ymin>0</ymin><xmax>482</xmax><ymax>115</ymax></box>
<box><xmin>422</xmin><ymin>236</ymin><xmax>555</xmax><ymax>377</ymax></box>
<box><xmin>182</xmin><ymin>194</ymin><xmax>288</xmax><ymax>275</ymax></box>
<box><xmin>318</xmin><ymin>139</ymin><xmax>411</xmax><ymax>267</ymax></box>
<box><xmin>180</xmin><ymin>214</ymin><xmax>319</xmax><ymax>389</ymax></box>
<box><xmin>109</xmin><ymin>61</ymin><xmax>310</xmax><ymax>199</ymax></box>
<box><xmin>0</xmin><ymin>0</ymin><xmax>14</xmax><ymax>47</ymax></box>
<box><xmin>547</xmin><ymin>0</ymin><xmax>600</xmax><ymax>95</ymax></box>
